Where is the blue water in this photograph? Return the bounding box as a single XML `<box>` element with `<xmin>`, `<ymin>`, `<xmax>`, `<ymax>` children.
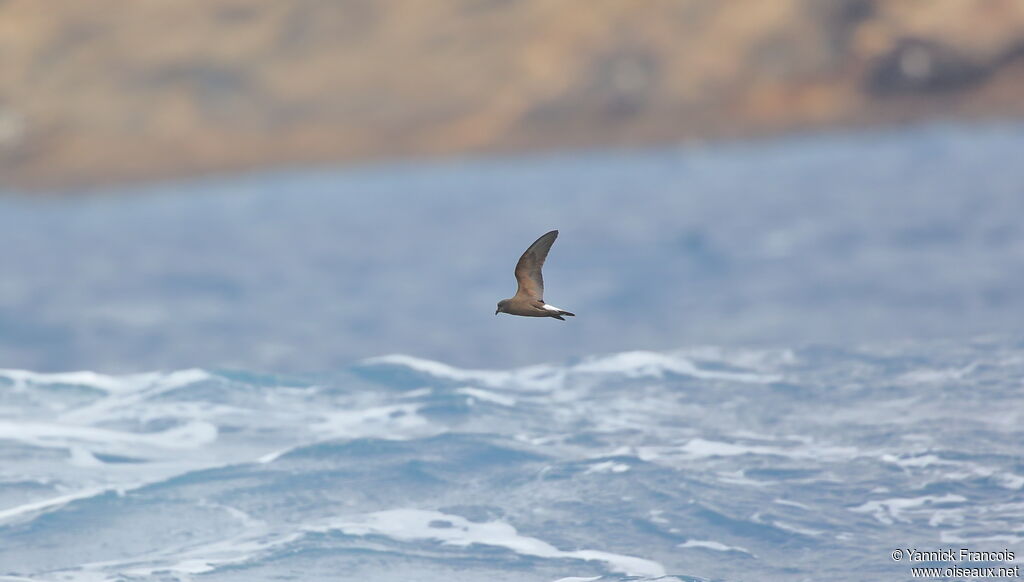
<box><xmin>1</xmin><ymin>123</ymin><xmax>1023</xmax><ymax>581</ymax></box>
<box><xmin>1</xmin><ymin>343</ymin><xmax>1022</xmax><ymax>581</ymax></box>
<box><xmin>1</xmin><ymin>123</ymin><xmax>1023</xmax><ymax>372</ymax></box>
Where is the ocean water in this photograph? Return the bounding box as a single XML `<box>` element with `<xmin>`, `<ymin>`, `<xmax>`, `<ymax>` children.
<box><xmin>1</xmin><ymin>123</ymin><xmax>1023</xmax><ymax>372</ymax></box>
<box><xmin>1</xmin><ymin>122</ymin><xmax>1024</xmax><ymax>581</ymax></box>
<box><xmin>1</xmin><ymin>340</ymin><xmax>1023</xmax><ymax>581</ymax></box>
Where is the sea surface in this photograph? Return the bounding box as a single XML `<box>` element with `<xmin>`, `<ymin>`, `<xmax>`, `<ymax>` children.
<box><xmin>1</xmin><ymin>122</ymin><xmax>1023</xmax><ymax>581</ymax></box>
<box><xmin>1</xmin><ymin>123</ymin><xmax>1023</xmax><ymax>372</ymax></box>
<box><xmin>1</xmin><ymin>341</ymin><xmax>1023</xmax><ymax>581</ymax></box>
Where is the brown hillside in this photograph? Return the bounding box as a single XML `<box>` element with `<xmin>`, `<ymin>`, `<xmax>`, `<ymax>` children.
<box><xmin>2</xmin><ymin>0</ymin><xmax>1023</xmax><ymax>188</ymax></box>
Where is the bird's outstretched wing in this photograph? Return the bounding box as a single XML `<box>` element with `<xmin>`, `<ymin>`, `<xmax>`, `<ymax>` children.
<box><xmin>513</xmin><ymin>230</ymin><xmax>558</xmax><ymax>302</ymax></box>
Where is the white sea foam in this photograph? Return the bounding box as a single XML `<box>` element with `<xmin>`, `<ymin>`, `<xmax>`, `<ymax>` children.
<box><xmin>678</xmin><ymin>438</ymin><xmax>858</xmax><ymax>462</ymax></box>
<box><xmin>55</xmin><ymin>369</ymin><xmax>213</xmax><ymax>424</ymax></box>
<box><xmin>851</xmin><ymin>494</ymin><xmax>967</xmax><ymax>525</ymax></box>
<box><xmin>3</xmin><ymin>335</ymin><xmax>1023</xmax><ymax>582</ymax></box>
<box><xmin>880</xmin><ymin>453</ymin><xmax>955</xmax><ymax>468</ymax></box>
<box><xmin>0</xmin><ymin>368</ymin><xmax>210</xmax><ymax>395</ymax></box>
<box><xmin>571</xmin><ymin>351</ymin><xmax>782</xmax><ymax>383</ymax></box>
<box><xmin>897</xmin><ymin>364</ymin><xmax>978</xmax><ymax>385</ymax></box>
<box><xmin>321</xmin><ymin>509</ymin><xmax>666</xmax><ymax>577</ymax></box>
<box><xmin>0</xmin><ymin>369</ymin><xmax>141</xmax><ymax>393</ymax></box>
<box><xmin>584</xmin><ymin>460</ymin><xmax>631</xmax><ymax>474</ymax></box>
<box><xmin>995</xmin><ymin>473</ymin><xmax>1024</xmax><ymax>490</ymax></box>
<box><xmin>75</xmin><ymin>528</ymin><xmax>302</xmax><ymax>579</ymax></box>
<box><xmin>767</xmin><ymin>519</ymin><xmax>824</xmax><ymax>538</ymax></box>
<box><xmin>314</xmin><ymin>403</ymin><xmax>438</xmax><ymax>441</ymax></box>
<box><xmin>362</xmin><ymin>348</ymin><xmax>782</xmax><ymax>393</ymax></box>
<box><xmin>455</xmin><ymin>387</ymin><xmax>517</xmax><ymax>407</ymax></box>
<box><xmin>773</xmin><ymin>498</ymin><xmax>812</xmax><ymax>510</ymax></box>
<box><xmin>0</xmin><ymin>419</ymin><xmax>218</xmax><ymax>453</ymax></box>
<box><xmin>360</xmin><ymin>354</ymin><xmax>527</xmax><ymax>388</ymax></box>
<box><xmin>679</xmin><ymin>539</ymin><xmax>753</xmax><ymax>555</ymax></box>
<box><xmin>0</xmin><ymin>485</ymin><xmax>117</xmax><ymax>524</ymax></box>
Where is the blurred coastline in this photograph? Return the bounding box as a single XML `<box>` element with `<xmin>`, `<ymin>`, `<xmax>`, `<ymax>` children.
<box><xmin>3</xmin><ymin>0</ymin><xmax>1024</xmax><ymax>190</ymax></box>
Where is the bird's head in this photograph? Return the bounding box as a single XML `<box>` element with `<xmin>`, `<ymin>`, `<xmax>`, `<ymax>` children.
<box><xmin>495</xmin><ymin>299</ymin><xmax>508</xmax><ymax>315</ymax></box>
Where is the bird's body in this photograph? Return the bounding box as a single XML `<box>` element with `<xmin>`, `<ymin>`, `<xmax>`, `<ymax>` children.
<box><xmin>496</xmin><ymin>230</ymin><xmax>575</xmax><ymax>321</ymax></box>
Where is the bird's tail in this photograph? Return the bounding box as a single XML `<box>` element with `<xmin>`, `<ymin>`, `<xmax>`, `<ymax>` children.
<box><xmin>559</xmin><ymin>310</ymin><xmax>575</xmax><ymax>317</ymax></box>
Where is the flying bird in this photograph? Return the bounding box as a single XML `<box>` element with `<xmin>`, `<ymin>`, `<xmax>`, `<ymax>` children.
<box><xmin>496</xmin><ymin>230</ymin><xmax>576</xmax><ymax>321</ymax></box>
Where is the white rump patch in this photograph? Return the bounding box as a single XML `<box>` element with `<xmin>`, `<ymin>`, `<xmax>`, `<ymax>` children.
<box><xmin>542</xmin><ymin>304</ymin><xmax>565</xmax><ymax>312</ymax></box>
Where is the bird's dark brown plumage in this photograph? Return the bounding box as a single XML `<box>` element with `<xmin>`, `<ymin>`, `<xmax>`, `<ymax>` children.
<box><xmin>513</xmin><ymin>229</ymin><xmax>557</xmax><ymax>303</ymax></box>
<box><xmin>496</xmin><ymin>230</ymin><xmax>575</xmax><ymax>320</ymax></box>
